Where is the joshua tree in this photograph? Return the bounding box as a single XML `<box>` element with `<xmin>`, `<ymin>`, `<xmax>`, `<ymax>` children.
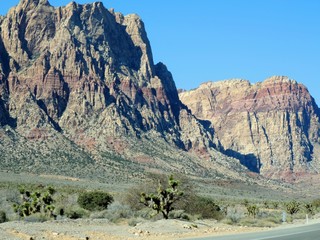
<box><xmin>13</xmin><ymin>186</ymin><xmax>56</xmax><ymax>219</ymax></box>
<box><xmin>285</xmin><ymin>200</ymin><xmax>300</xmax><ymax>217</ymax></box>
<box><xmin>305</xmin><ymin>203</ymin><xmax>315</xmax><ymax>215</ymax></box>
<box><xmin>247</xmin><ymin>204</ymin><xmax>259</xmax><ymax>218</ymax></box>
<box><xmin>140</xmin><ymin>175</ymin><xmax>183</xmax><ymax>219</ymax></box>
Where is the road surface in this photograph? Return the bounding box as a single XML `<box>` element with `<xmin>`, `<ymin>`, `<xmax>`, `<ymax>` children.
<box><xmin>185</xmin><ymin>223</ymin><xmax>320</xmax><ymax>240</ymax></box>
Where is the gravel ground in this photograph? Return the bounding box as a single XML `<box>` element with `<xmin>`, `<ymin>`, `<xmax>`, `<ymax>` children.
<box><xmin>0</xmin><ymin>219</ymin><xmax>270</xmax><ymax>240</ymax></box>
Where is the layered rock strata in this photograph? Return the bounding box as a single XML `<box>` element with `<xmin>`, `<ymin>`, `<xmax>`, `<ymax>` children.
<box><xmin>180</xmin><ymin>77</ymin><xmax>320</xmax><ymax>179</ymax></box>
<box><xmin>0</xmin><ymin>0</ymin><xmax>234</xmax><ymax>179</ymax></box>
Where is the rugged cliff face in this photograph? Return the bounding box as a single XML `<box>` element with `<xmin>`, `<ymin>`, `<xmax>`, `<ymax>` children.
<box><xmin>0</xmin><ymin>0</ymin><xmax>236</xmax><ymax>179</ymax></box>
<box><xmin>180</xmin><ymin>76</ymin><xmax>320</xmax><ymax>180</ymax></box>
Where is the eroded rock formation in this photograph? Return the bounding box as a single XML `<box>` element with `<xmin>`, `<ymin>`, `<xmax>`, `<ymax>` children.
<box><xmin>180</xmin><ymin>76</ymin><xmax>320</xmax><ymax>179</ymax></box>
<box><xmin>0</xmin><ymin>0</ymin><xmax>230</xmax><ymax>179</ymax></box>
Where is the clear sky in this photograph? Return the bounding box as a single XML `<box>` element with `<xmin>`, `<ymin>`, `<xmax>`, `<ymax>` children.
<box><xmin>1</xmin><ymin>0</ymin><xmax>320</xmax><ymax>105</ymax></box>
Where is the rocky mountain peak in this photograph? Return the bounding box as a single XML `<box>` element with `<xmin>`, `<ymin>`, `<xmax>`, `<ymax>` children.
<box><xmin>0</xmin><ymin>0</ymin><xmax>223</xmax><ymax>178</ymax></box>
<box><xmin>263</xmin><ymin>75</ymin><xmax>297</xmax><ymax>84</ymax></box>
<box><xmin>16</xmin><ymin>0</ymin><xmax>51</xmax><ymax>11</ymax></box>
<box><xmin>180</xmin><ymin>77</ymin><xmax>320</xmax><ymax>180</ymax></box>
<box><xmin>198</xmin><ymin>79</ymin><xmax>251</xmax><ymax>90</ymax></box>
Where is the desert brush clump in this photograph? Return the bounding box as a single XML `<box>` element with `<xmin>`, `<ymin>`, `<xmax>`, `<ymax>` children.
<box><xmin>12</xmin><ymin>186</ymin><xmax>56</xmax><ymax>219</ymax></box>
<box><xmin>140</xmin><ymin>175</ymin><xmax>183</xmax><ymax>219</ymax></box>
<box><xmin>0</xmin><ymin>210</ymin><xmax>7</xmax><ymax>223</ymax></box>
<box><xmin>77</xmin><ymin>190</ymin><xmax>114</xmax><ymax>211</ymax></box>
<box><xmin>182</xmin><ymin>196</ymin><xmax>224</xmax><ymax>220</ymax></box>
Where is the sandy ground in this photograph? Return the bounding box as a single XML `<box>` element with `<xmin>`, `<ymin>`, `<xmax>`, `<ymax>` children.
<box><xmin>0</xmin><ymin>218</ymin><xmax>270</xmax><ymax>240</ymax></box>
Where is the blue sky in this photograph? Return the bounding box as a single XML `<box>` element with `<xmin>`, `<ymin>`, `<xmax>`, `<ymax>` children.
<box><xmin>1</xmin><ymin>0</ymin><xmax>320</xmax><ymax>105</ymax></box>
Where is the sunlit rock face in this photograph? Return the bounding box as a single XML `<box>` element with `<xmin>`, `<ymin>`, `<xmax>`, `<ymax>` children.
<box><xmin>180</xmin><ymin>76</ymin><xmax>320</xmax><ymax>180</ymax></box>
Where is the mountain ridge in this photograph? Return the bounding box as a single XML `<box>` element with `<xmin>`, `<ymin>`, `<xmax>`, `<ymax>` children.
<box><xmin>0</xmin><ymin>0</ymin><xmax>319</xmax><ymax>183</ymax></box>
<box><xmin>180</xmin><ymin>76</ymin><xmax>320</xmax><ymax>180</ymax></box>
<box><xmin>0</xmin><ymin>0</ymin><xmax>248</xmax><ymax>182</ymax></box>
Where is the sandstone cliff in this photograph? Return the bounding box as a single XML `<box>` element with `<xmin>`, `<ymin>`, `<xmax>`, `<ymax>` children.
<box><xmin>180</xmin><ymin>76</ymin><xmax>320</xmax><ymax>180</ymax></box>
<box><xmin>0</xmin><ymin>0</ymin><xmax>246</xmax><ymax>180</ymax></box>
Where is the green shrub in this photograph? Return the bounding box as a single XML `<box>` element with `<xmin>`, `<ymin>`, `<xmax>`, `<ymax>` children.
<box><xmin>183</xmin><ymin>196</ymin><xmax>223</xmax><ymax>220</ymax></box>
<box><xmin>0</xmin><ymin>210</ymin><xmax>7</xmax><ymax>223</ymax></box>
<box><xmin>78</xmin><ymin>191</ymin><xmax>114</xmax><ymax>211</ymax></box>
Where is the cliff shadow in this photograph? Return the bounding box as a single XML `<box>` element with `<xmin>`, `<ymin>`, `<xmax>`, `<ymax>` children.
<box><xmin>0</xmin><ymin>98</ymin><xmax>17</xmax><ymax>128</ymax></box>
<box><xmin>224</xmin><ymin>149</ymin><xmax>261</xmax><ymax>173</ymax></box>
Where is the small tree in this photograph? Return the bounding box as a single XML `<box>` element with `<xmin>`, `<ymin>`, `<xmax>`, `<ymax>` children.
<box><xmin>140</xmin><ymin>175</ymin><xmax>183</xmax><ymax>219</ymax></box>
<box><xmin>247</xmin><ymin>204</ymin><xmax>259</xmax><ymax>218</ymax></box>
<box><xmin>78</xmin><ymin>191</ymin><xmax>114</xmax><ymax>211</ymax></box>
<box><xmin>13</xmin><ymin>186</ymin><xmax>56</xmax><ymax>219</ymax></box>
<box><xmin>286</xmin><ymin>200</ymin><xmax>300</xmax><ymax>217</ymax></box>
<box><xmin>305</xmin><ymin>203</ymin><xmax>315</xmax><ymax>215</ymax></box>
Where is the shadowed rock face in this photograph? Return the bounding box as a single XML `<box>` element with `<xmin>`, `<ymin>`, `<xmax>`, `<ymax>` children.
<box><xmin>180</xmin><ymin>76</ymin><xmax>320</xmax><ymax>179</ymax></box>
<box><xmin>0</xmin><ymin>0</ymin><xmax>222</xmax><ymax>176</ymax></box>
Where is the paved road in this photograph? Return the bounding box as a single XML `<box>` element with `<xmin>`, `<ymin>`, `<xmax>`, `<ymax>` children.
<box><xmin>185</xmin><ymin>223</ymin><xmax>320</xmax><ymax>240</ymax></box>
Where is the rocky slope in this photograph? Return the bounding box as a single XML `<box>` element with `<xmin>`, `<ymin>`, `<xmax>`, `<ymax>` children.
<box><xmin>179</xmin><ymin>77</ymin><xmax>320</xmax><ymax>180</ymax></box>
<box><xmin>0</xmin><ymin>0</ymin><xmax>248</xmax><ymax>181</ymax></box>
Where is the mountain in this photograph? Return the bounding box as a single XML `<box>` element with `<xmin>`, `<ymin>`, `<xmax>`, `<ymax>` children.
<box><xmin>179</xmin><ymin>76</ymin><xmax>320</xmax><ymax>180</ymax></box>
<box><xmin>1</xmin><ymin>0</ymin><xmax>319</xmax><ymax>184</ymax></box>
<box><xmin>0</xmin><ymin>0</ymin><xmax>249</xmax><ymax>181</ymax></box>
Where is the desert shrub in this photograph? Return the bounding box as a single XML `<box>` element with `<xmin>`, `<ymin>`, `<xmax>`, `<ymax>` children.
<box><xmin>263</xmin><ymin>201</ymin><xmax>270</xmax><ymax>209</ymax></box>
<box><xmin>122</xmin><ymin>186</ymin><xmax>151</xmax><ymax>211</ymax></box>
<box><xmin>242</xmin><ymin>199</ymin><xmax>249</xmax><ymax>207</ymax></box>
<box><xmin>226</xmin><ymin>206</ymin><xmax>245</xmax><ymax>224</ymax></box>
<box><xmin>24</xmin><ymin>213</ymin><xmax>50</xmax><ymax>222</ymax></box>
<box><xmin>136</xmin><ymin>207</ymin><xmax>157</xmax><ymax>219</ymax></box>
<box><xmin>168</xmin><ymin>210</ymin><xmax>191</xmax><ymax>220</ymax></box>
<box><xmin>265</xmin><ymin>215</ymin><xmax>282</xmax><ymax>224</ymax></box>
<box><xmin>90</xmin><ymin>202</ymin><xmax>135</xmax><ymax>222</ymax></box>
<box><xmin>0</xmin><ymin>210</ymin><xmax>7</xmax><ymax>223</ymax></box>
<box><xmin>104</xmin><ymin>202</ymin><xmax>134</xmax><ymax>223</ymax></box>
<box><xmin>78</xmin><ymin>191</ymin><xmax>114</xmax><ymax>211</ymax></box>
<box><xmin>183</xmin><ymin>196</ymin><xmax>223</xmax><ymax>220</ymax></box>
<box><xmin>312</xmin><ymin>199</ymin><xmax>320</xmax><ymax>209</ymax></box>
<box><xmin>271</xmin><ymin>201</ymin><xmax>279</xmax><ymax>209</ymax></box>
<box><xmin>140</xmin><ymin>175</ymin><xmax>183</xmax><ymax>219</ymax></box>
<box><xmin>65</xmin><ymin>207</ymin><xmax>89</xmax><ymax>219</ymax></box>
<box><xmin>53</xmin><ymin>207</ymin><xmax>65</xmax><ymax>218</ymax></box>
